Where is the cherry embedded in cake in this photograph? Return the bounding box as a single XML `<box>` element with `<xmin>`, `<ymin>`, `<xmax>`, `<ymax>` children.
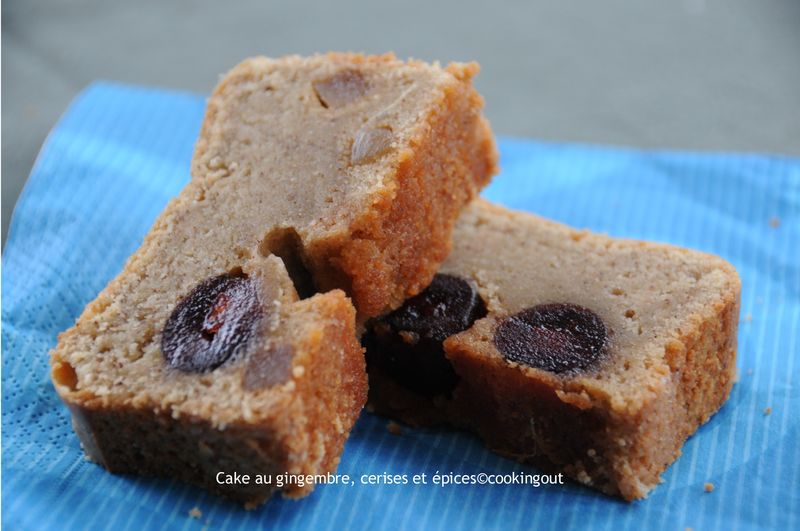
<box><xmin>364</xmin><ymin>199</ymin><xmax>740</xmax><ymax>500</ymax></box>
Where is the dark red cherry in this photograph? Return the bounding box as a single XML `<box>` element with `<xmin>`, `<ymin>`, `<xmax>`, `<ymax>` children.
<box><xmin>363</xmin><ymin>274</ymin><xmax>487</xmax><ymax>396</ymax></box>
<box><xmin>494</xmin><ymin>304</ymin><xmax>608</xmax><ymax>374</ymax></box>
<box><xmin>494</xmin><ymin>303</ymin><xmax>607</xmax><ymax>374</ymax></box>
<box><xmin>162</xmin><ymin>273</ymin><xmax>261</xmax><ymax>372</ymax></box>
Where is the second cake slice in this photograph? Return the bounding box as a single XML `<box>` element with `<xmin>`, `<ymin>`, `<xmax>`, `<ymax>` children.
<box><xmin>365</xmin><ymin>199</ymin><xmax>740</xmax><ymax>500</ymax></box>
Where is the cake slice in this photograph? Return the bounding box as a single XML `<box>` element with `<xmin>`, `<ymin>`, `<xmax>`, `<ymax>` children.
<box><xmin>50</xmin><ymin>53</ymin><xmax>497</xmax><ymax>505</ymax></box>
<box><xmin>55</xmin><ymin>258</ymin><xmax>364</xmax><ymax>506</ymax></box>
<box><xmin>364</xmin><ymin>199</ymin><xmax>740</xmax><ymax>500</ymax></box>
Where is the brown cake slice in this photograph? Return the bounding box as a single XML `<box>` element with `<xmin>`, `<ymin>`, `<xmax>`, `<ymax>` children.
<box><xmin>50</xmin><ymin>53</ymin><xmax>497</xmax><ymax>505</ymax></box>
<box><xmin>364</xmin><ymin>199</ymin><xmax>740</xmax><ymax>500</ymax></box>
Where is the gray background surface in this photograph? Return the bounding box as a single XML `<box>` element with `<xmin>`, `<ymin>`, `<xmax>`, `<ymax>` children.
<box><xmin>3</xmin><ymin>0</ymin><xmax>799</xmax><ymax>247</ymax></box>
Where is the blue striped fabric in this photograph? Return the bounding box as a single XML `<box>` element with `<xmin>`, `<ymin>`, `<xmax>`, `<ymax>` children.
<box><xmin>2</xmin><ymin>83</ymin><xmax>798</xmax><ymax>531</ymax></box>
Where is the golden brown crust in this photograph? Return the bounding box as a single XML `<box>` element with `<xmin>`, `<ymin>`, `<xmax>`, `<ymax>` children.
<box><xmin>604</xmin><ymin>272</ymin><xmax>740</xmax><ymax>499</ymax></box>
<box><xmin>332</xmin><ymin>71</ymin><xmax>497</xmax><ymax>317</ymax></box>
<box><xmin>285</xmin><ymin>293</ymin><xmax>367</xmax><ymax>498</ymax></box>
<box><xmin>591</xmin><ymin>279</ymin><xmax>739</xmax><ymax>499</ymax></box>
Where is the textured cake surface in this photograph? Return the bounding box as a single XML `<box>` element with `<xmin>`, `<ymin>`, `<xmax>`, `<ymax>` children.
<box><xmin>50</xmin><ymin>53</ymin><xmax>496</xmax><ymax>504</ymax></box>
<box><xmin>366</xmin><ymin>199</ymin><xmax>741</xmax><ymax>500</ymax></box>
<box><xmin>191</xmin><ymin>52</ymin><xmax>496</xmax><ymax>318</ymax></box>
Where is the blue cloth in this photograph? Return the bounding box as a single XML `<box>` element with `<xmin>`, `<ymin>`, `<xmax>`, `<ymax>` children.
<box><xmin>2</xmin><ymin>82</ymin><xmax>798</xmax><ymax>531</ymax></box>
